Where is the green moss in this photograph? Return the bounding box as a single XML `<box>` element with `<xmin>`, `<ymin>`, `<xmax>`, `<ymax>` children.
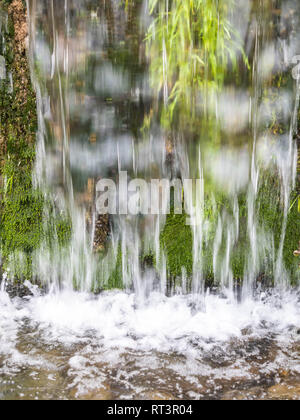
<box><xmin>257</xmin><ymin>172</ymin><xmax>300</xmax><ymax>284</ymax></box>
<box><xmin>231</xmin><ymin>241</ymin><xmax>247</xmax><ymax>281</ymax></box>
<box><xmin>230</xmin><ymin>195</ymin><xmax>248</xmax><ymax>281</ymax></box>
<box><xmin>156</xmin><ymin>173</ymin><xmax>299</xmax><ymax>289</ymax></box>
<box><xmin>160</xmin><ymin>211</ymin><xmax>193</xmax><ymax>279</ymax></box>
<box><xmin>55</xmin><ymin>216</ymin><xmax>72</xmax><ymax>247</ymax></box>
<box><xmin>101</xmin><ymin>246</ymin><xmax>124</xmax><ymax>291</ymax></box>
<box><xmin>0</xmin><ymin>145</ymin><xmax>72</xmax><ymax>280</ymax></box>
<box><xmin>158</xmin><ymin>192</ymin><xmax>248</xmax><ymax>288</ymax></box>
<box><xmin>0</xmin><ymin>1</ymin><xmax>72</xmax><ymax>282</ymax></box>
<box><xmin>284</xmin><ymin>192</ymin><xmax>300</xmax><ymax>284</ymax></box>
<box><xmin>1</xmin><ymin>186</ymin><xmax>43</xmax><ymax>254</ymax></box>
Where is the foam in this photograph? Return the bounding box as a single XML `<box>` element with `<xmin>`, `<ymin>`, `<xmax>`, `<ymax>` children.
<box><xmin>0</xmin><ymin>288</ymin><xmax>299</xmax><ymax>397</ymax></box>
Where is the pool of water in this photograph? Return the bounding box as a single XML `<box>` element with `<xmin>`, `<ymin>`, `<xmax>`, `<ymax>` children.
<box><xmin>0</xmin><ymin>287</ymin><xmax>299</xmax><ymax>400</ymax></box>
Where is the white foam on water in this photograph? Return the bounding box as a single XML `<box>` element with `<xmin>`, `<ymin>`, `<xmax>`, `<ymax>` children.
<box><xmin>0</xmin><ymin>291</ymin><xmax>55</xmax><ymax>377</ymax></box>
<box><xmin>21</xmin><ymin>290</ymin><xmax>298</xmax><ymax>347</ymax></box>
<box><xmin>0</xmin><ymin>288</ymin><xmax>299</xmax><ymax>397</ymax></box>
<box><xmin>0</xmin><ymin>288</ymin><xmax>299</xmax><ymax>352</ymax></box>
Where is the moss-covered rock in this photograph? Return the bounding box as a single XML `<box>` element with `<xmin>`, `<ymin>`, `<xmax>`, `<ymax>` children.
<box><xmin>0</xmin><ymin>0</ymin><xmax>39</xmax><ymax>278</ymax></box>
<box><xmin>160</xmin><ymin>211</ymin><xmax>193</xmax><ymax>279</ymax></box>
<box><xmin>0</xmin><ymin>0</ymin><xmax>71</xmax><ymax>283</ymax></box>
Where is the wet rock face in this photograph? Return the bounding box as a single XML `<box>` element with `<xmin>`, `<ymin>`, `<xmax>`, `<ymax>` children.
<box><xmin>7</xmin><ymin>0</ymin><xmax>36</xmax><ymax>137</ymax></box>
<box><xmin>93</xmin><ymin>214</ymin><xmax>110</xmax><ymax>252</ymax></box>
<box><xmin>267</xmin><ymin>383</ymin><xmax>300</xmax><ymax>400</ymax></box>
<box><xmin>3</xmin><ymin>281</ymin><xmax>33</xmax><ymax>298</ymax></box>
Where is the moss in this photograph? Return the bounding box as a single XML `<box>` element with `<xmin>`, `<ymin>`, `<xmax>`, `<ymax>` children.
<box><xmin>102</xmin><ymin>246</ymin><xmax>124</xmax><ymax>291</ymax></box>
<box><xmin>0</xmin><ymin>0</ymin><xmax>72</xmax><ymax>282</ymax></box>
<box><xmin>155</xmin><ymin>172</ymin><xmax>299</xmax><ymax>289</ymax></box>
<box><xmin>0</xmin><ymin>1</ymin><xmax>39</xmax><ymax>280</ymax></box>
<box><xmin>55</xmin><ymin>216</ymin><xmax>72</xmax><ymax>247</ymax></box>
<box><xmin>160</xmin><ymin>211</ymin><xmax>193</xmax><ymax>279</ymax></box>
<box><xmin>231</xmin><ymin>240</ymin><xmax>247</xmax><ymax>281</ymax></box>
<box><xmin>284</xmin><ymin>192</ymin><xmax>300</xmax><ymax>284</ymax></box>
<box><xmin>230</xmin><ymin>194</ymin><xmax>248</xmax><ymax>281</ymax></box>
<box><xmin>0</xmin><ymin>144</ymin><xmax>72</xmax><ymax>279</ymax></box>
<box><xmin>257</xmin><ymin>172</ymin><xmax>300</xmax><ymax>284</ymax></box>
<box><xmin>1</xmin><ymin>186</ymin><xmax>44</xmax><ymax>254</ymax></box>
<box><xmin>158</xmin><ymin>192</ymin><xmax>248</xmax><ymax>289</ymax></box>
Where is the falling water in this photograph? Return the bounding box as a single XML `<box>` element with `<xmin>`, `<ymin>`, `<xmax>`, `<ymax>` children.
<box><xmin>24</xmin><ymin>0</ymin><xmax>299</xmax><ymax>297</ymax></box>
<box><xmin>0</xmin><ymin>0</ymin><xmax>300</xmax><ymax>400</ymax></box>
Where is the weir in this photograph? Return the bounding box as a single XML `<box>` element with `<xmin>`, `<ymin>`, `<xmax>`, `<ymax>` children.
<box><xmin>0</xmin><ymin>0</ymin><xmax>300</xmax><ymax>401</ymax></box>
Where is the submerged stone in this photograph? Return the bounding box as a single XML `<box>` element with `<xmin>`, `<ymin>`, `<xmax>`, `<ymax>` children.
<box><xmin>4</xmin><ymin>281</ymin><xmax>33</xmax><ymax>299</ymax></box>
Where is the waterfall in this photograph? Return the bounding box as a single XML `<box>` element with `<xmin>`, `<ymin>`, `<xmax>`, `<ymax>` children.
<box><xmin>1</xmin><ymin>0</ymin><xmax>300</xmax><ymax>401</ymax></box>
<box><xmin>24</xmin><ymin>0</ymin><xmax>299</xmax><ymax>296</ymax></box>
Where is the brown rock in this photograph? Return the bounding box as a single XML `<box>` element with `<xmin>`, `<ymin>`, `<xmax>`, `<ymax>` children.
<box><xmin>89</xmin><ymin>133</ymin><xmax>97</xmax><ymax>144</ymax></box>
<box><xmin>93</xmin><ymin>214</ymin><xmax>110</xmax><ymax>251</ymax></box>
<box><xmin>268</xmin><ymin>383</ymin><xmax>300</xmax><ymax>400</ymax></box>
<box><xmin>221</xmin><ymin>388</ymin><xmax>263</xmax><ymax>401</ymax></box>
<box><xmin>278</xmin><ymin>369</ymin><xmax>290</xmax><ymax>378</ymax></box>
<box><xmin>142</xmin><ymin>391</ymin><xmax>175</xmax><ymax>400</ymax></box>
<box><xmin>70</xmin><ymin>383</ymin><xmax>112</xmax><ymax>400</ymax></box>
